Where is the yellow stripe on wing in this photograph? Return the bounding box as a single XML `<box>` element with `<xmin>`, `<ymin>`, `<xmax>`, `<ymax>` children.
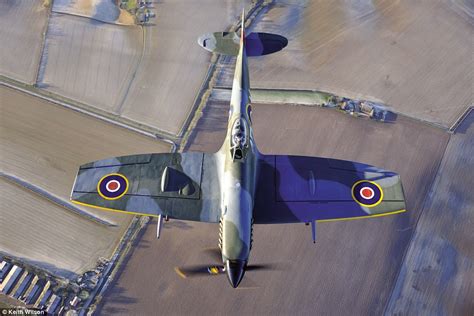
<box><xmin>71</xmin><ymin>199</ymin><xmax>160</xmax><ymax>218</ymax></box>
<box><xmin>72</xmin><ymin>200</ymin><xmax>405</xmax><ymax>223</ymax></box>
<box><xmin>316</xmin><ymin>209</ymin><xmax>406</xmax><ymax>223</ymax></box>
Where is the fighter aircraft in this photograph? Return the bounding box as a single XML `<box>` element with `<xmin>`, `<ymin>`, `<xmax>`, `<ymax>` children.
<box><xmin>70</xmin><ymin>11</ymin><xmax>406</xmax><ymax>288</ymax></box>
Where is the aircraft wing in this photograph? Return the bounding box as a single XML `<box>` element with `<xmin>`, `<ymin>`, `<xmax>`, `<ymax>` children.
<box><xmin>253</xmin><ymin>155</ymin><xmax>406</xmax><ymax>224</ymax></box>
<box><xmin>70</xmin><ymin>153</ymin><xmax>221</xmax><ymax>222</ymax></box>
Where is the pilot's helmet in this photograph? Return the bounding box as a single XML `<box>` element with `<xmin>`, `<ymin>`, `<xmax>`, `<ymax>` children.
<box><xmin>232</xmin><ymin>118</ymin><xmax>247</xmax><ymax>148</ymax></box>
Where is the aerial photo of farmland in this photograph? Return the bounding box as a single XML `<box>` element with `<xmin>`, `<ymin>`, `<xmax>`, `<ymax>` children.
<box><xmin>0</xmin><ymin>0</ymin><xmax>472</xmax><ymax>315</ymax></box>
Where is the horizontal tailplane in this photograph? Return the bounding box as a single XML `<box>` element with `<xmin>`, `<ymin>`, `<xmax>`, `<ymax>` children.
<box><xmin>198</xmin><ymin>32</ymin><xmax>287</xmax><ymax>56</ymax></box>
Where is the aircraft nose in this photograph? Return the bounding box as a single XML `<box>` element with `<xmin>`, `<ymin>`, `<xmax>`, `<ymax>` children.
<box><xmin>225</xmin><ymin>260</ymin><xmax>246</xmax><ymax>288</ymax></box>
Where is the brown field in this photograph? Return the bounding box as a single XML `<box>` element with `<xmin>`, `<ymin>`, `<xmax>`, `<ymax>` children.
<box><xmin>0</xmin><ymin>0</ymin><xmax>49</xmax><ymax>83</ymax></box>
<box><xmin>35</xmin><ymin>1</ymin><xmax>254</xmax><ymax>136</ymax></box>
<box><xmin>0</xmin><ymin>86</ymin><xmax>170</xmax><ymax>224</ymax></box>
<box><xmin>242</xmin><ymin>0</ymin><xmax>473</xmax><ymax>127</ymax></box>
<box><xmin>0</xmin><ymin>86</ymin><xmax>170</xmax><ymax>223</ymax></box>
<box><xmin>0</xmin><ymin>85</ymin><xmax>170</xmax><ymax>278</ymax></box>
<box><xmin>386</xmin><ymin>112</ymin><xmax>474</xmax><ymax>315</ymax></box>
<box><xmin>37</xmin><ymin>13</ymin><xmax>143</xmax><ymax>113</ymax></box>
<box><xmin>120</xmin><ymin>1</ymin><xmax>249</xmax><ymax>135</ymax></box>
<box><xmin>98</xmin><ymin>101</ymin><xmax>450</xmax><ymax>315</ymax></box>
<box><xmin>1</xmin><ymin>178</ymin><xmax>123</xmax><ymax>279</ymax></box>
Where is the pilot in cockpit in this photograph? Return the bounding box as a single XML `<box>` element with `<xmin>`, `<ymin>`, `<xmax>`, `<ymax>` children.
<box><xmin>231</xmin><ymin>119</ymin><xmax>247</xmax><ymax>160</ymax></box>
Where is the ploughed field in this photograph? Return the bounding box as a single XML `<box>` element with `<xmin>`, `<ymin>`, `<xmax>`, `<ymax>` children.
<box><xmin>0</xmin><ymin>86</ymin><xmax>170</xmax><ymax>277</ymax></box>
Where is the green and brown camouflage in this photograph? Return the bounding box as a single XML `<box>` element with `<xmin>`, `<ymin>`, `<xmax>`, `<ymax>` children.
<box><xmin>72</xmin><ymin>152</ymin><xmax>221</xmax><ymax>222</ymax></box>
<box><xmin>217</xmin><ymin>14</ymin><xmax>257</xmax><ymax>285</ymax></box>
<box><xmin>197</xmin><ymin>31</ymin><xmax>240</xmax><ymax>56</ymax></box>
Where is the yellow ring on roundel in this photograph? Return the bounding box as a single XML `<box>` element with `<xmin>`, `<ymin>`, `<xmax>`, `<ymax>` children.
<box><xmin>97</xmin><ymin>173</ymin><xmax>129</xmax><ymax>200</ymax></box>
<box><xmin>351</xmin><ymin>180</ymin><xmax>384</xmax><ymax>208</ymax></box>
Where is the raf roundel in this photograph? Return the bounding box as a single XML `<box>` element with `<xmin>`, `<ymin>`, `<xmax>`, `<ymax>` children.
<box><xmin>352</xmin><ymin>180</ymin><xmax>383</xmax><ymax>207</ymax></box>
<box><xmin>97</xmin><ymin>174</ymin><xmax>129</xmax><ymax>200</ymax></box>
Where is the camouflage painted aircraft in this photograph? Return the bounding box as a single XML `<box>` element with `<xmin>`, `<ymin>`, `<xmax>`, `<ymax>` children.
<box><xmin>70</xmin><ymin>11</ymin><xmax>406</xmax><ymax>288</ymax></box>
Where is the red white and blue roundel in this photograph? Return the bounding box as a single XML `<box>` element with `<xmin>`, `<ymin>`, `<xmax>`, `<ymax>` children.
<box><xmin>97</xmin><ymin>173</ymin><xmax>129</xmax><ymax>200</ymax></box>
<box><xmin>351</xmin><ymin>180</ymin><xmax>384</xmax><ymax>207</ymax></box>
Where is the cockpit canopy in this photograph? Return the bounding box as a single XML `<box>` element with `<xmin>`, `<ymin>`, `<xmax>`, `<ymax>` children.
<box><xmin>230</xmin><ymin>118</ymin><xmax>248</xmax><ymax>160</ymax></box>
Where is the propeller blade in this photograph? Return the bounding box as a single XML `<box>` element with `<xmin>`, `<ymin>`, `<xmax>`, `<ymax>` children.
<box><xmin>174</xmin><ymin>265</ymin><xmax>224</xmax><ymax>278</ymax></box>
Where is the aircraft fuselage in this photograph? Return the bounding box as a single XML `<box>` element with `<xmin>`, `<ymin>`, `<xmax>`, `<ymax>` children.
<box><xmin>219</xmin><ymin>29</ymin><xmax>258</xmax><ymax>287</ymax></box>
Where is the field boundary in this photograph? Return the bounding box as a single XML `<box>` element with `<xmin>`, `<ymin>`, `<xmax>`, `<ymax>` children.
<box><xmin>0</xmin><ymin>78</ymin><xmax>177</xmax><ymax>150</ymax></box>
<box><xmin>0</xmin><ymin>172</ymin><xmax>114</xmax><ymax>227</ymax></box>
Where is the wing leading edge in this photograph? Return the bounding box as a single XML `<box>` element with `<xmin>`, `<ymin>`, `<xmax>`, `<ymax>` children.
<box><xmin>253</xmin><ymin>155</ymin><xmax>406</xmax><ymax>224</ymax></box>
<box><xmin>70</xmin><ymin>152</ymin><xmax>221</xmax><ymax>222</ymax></box>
